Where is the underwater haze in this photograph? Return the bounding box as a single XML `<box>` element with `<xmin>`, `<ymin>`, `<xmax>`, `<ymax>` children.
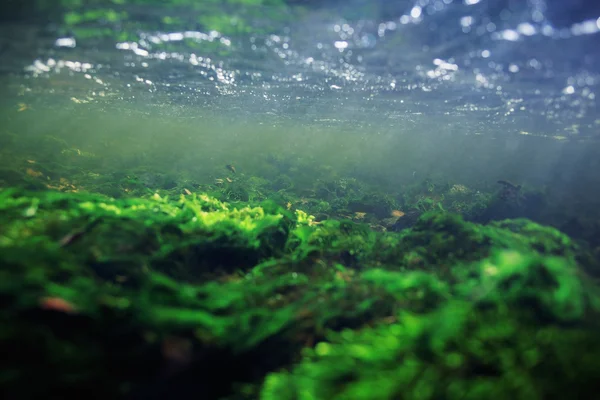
<box><xmin>2</xmin><ymin>0</ymin><xmax>600</xmax><ymax>217</ymax></box>
<box><xmin>2</xmin><ymin>0</ymin><xmax>600</xmax><ymax>399</ymax></box>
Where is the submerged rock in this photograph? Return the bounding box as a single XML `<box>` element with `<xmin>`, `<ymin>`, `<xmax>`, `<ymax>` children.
<box><xmin>0</xmin><ymin>188</ymin><xmax>599</xmax><ymax>400</ymax></box>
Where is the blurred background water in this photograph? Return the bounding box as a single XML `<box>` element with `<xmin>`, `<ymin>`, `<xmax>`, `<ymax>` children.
<box><xmin>0</xmin><ymin>0</ymin><xmax>599</xmax><ymax>221</ymax></box>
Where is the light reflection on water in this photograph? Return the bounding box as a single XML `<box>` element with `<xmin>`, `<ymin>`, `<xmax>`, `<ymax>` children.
<box><xmin>1</xmin><ymin>0</ymin><xmax>599</xmax><ymax>139</ymax></box>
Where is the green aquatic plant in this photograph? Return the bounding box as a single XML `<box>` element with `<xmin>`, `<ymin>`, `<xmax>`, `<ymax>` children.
<box><xmin>261</xmin><ymin>250</ymin><xmax>600</xmax><ymax>400</ymax></box>
<box><xmin>2</xmin><ymin>115</ymin><xmax>600</xmax><ymax>399</ymax></box>
<box><xmin>413</xmin><ymin>196</ymin><xmax>445</xmax><ymax>212</ymax></box>
<box><xmin>1</xmin><ymin>186</ymin><xmax>600</xmax><ymax>399</ymax></box>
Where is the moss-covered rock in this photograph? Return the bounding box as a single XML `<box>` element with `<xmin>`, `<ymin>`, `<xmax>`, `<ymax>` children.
<box><xmin>0</xmin><ymin>169</ymin><xmax>599</xmax><ymax>400</ymax></box>
<box><xmin>261</xmin><ymin>250</ymin><xmax>600</xmax><ymax>400</ymax></box>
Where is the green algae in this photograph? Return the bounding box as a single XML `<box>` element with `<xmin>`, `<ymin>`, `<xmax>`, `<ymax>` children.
<box><xmin>2</xmin><ymin>184</ymin><xmax>600</xmax><ymax>399</ymax></box>
<box><xmin>261</xmin><ymin>251</ymin><xmax>600</xmax><ymax>400</ymax></box>
<box><xmin>2</xmin><ymin>117</ymin><xmax>600</xmax><ymax>399</ymax></box>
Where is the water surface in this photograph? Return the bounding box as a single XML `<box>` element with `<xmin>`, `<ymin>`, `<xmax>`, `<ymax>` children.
<box><xmin>1</xmin><ymin>0</ymin><xmax>600</xmax><ymax>220</ymax></box>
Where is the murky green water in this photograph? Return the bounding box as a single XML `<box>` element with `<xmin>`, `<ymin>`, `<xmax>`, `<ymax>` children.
<box><xmin>1</xmin><ymin>0</ymin><xmax>599</xmax><ymax>239</ymax></box>
<box><xmin>3</xmin><ymin>2</ymin><xmax>600</xmax><ymax>399</ymax></box>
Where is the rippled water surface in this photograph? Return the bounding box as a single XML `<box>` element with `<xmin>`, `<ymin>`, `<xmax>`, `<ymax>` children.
<box><xmin>1</xmin><ymin>0</ymin><xmax>600</xmax><ymax>209</ymax></box>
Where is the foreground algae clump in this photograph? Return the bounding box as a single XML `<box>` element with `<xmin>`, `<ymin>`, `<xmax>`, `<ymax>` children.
<box><xmin>1</xmin><ymin>188</ymin><xmax>600</xmax><ymax>399</ymax></box>
<box><xmin>262</xmin><ymin>251</ymin><xmax>600</xmax><ymax>400</ymax></box>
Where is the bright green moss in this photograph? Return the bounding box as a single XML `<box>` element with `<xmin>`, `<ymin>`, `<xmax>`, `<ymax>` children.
<box><xmin>1</xmin><ymin>175</ymin><xmax>600</xmax><ymax>399</ymax></box>
<box><xmin>262</xmin><ymin>252</ymin><xmax>600</xmax><ymax>400</ymax></box>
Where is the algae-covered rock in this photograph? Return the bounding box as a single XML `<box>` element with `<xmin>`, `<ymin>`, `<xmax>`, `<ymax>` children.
<box><xmin>261</xmin><ymin>251</ymin><xmax>600</xmax><ymax>400</ymax></box>
<box><xmin>0</xmin><ymin>188</ymin><xmax>289</xmax><ymax>282</ymax></box>
<box><xmin>378</xmin><ymin>212</ymin><xmax>584</xmax><ymax>276</ymax></box>
<box><xmin>1</xmin><ymin>188</ymin><xmax>600</xmax><ymax>400</ymax></box>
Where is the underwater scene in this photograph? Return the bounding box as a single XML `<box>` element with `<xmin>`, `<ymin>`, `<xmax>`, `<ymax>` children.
<box><xmin>1</xmin><ymin>0</ymin><xmax>600</xmax><ymax>398</ymax></box>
